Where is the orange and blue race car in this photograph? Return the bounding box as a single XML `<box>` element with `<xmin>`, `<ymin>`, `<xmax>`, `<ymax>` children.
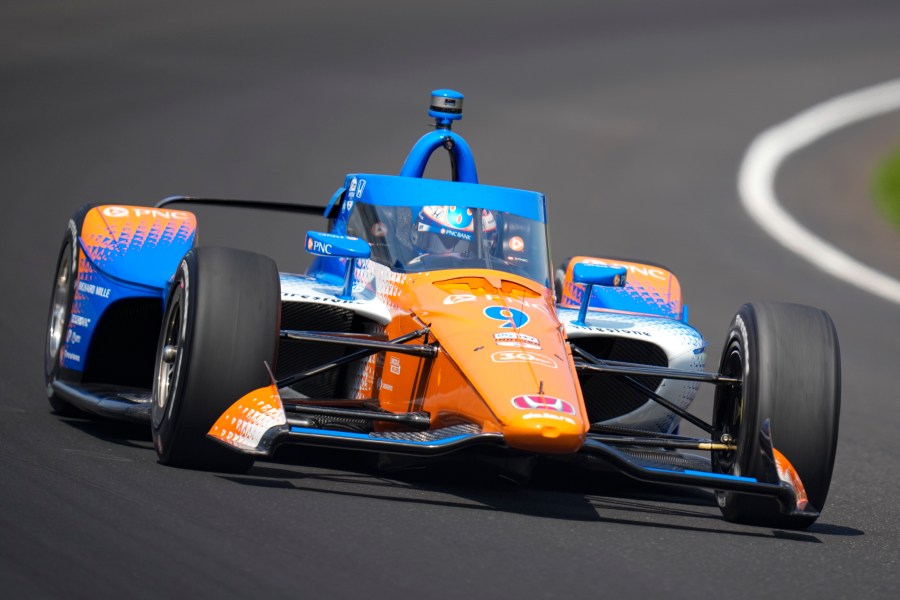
<box><xmin>44</xmin><ymin>89</ymin><xmax>840</xmax><ymax>529</ymax></box>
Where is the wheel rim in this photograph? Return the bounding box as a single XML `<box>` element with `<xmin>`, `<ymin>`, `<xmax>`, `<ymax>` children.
<box><xmin>712</xmin><ymin>341</ymin><xmax>743</xmax><ymax>475</ymax></box>
<box><xmin>155</xmin><ymin>289</ymin><xmax>183</xmax><ymax>416</ymax></box>
<box><xmin>46</xmin><ymin>243</ymin><xmax>73</xmax><ymax>375</ymax></box>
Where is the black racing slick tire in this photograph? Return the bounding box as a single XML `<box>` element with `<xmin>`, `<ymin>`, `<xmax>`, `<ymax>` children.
<box><xmin>44</xmin><ymin>208</ymin><xmax>93</xmax><ymax>416</ymax></box>
<box><xmin>712</xmin><ymin>302</ymin><xmax>840</xmax><ymax>529</ymax></box>
<box><xmin>151</xmin><ymin>246</ymin><xmax>280</xmax><ymax>472</ymax></box>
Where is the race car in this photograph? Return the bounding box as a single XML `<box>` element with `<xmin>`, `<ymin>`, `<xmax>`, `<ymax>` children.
<box><xmin>44</xmin><ymin>89</ymin><xmax>840</xmax><ymax>529</ymax></box>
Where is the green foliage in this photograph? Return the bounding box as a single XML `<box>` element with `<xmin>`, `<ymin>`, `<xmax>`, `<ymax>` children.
<box><xmin>873</xmin><ymin>145</ymin><xmax>900</xmax><ymax>231</ymax></box>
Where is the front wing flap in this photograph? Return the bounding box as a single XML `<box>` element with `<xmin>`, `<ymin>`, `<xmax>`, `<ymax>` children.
<box><xmin>208</xmin><ymin>378</ymin><xmax>815</xmax><ymax>519</ymax></box>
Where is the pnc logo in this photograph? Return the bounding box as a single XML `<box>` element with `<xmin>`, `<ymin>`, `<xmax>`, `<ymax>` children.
<box><xmin>484</xmin><ymin>306</ymin><xmax>529</xmax><ymax>329</ymax></box>
<box><xmin>308</xmin><ymin>239</ymin><xmax>333</xmax><ymax>255</ymax></box>
<box><xmin>100</xmin><ymin>206</ymin><xmax>190</xmax><ymax>220</ymax></box>
<box><xmin>101</xmin><ymin>206</ymin><xmax>130</xmax><ymax>218</ymax></box>
<box><xmin>511</xmin><ymin>395</ymin><xmax>575</xmax><ymax>414</ymax></box>
<box><xmin>443</xmin><ymin>294</ymin><xmax>477</xmax><ymax>305</ymax></box>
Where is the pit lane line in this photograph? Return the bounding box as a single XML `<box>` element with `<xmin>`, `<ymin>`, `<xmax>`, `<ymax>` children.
<box><xmin>738</xmin><ymin>78</ymin><xmax>900</xmax><ymax>306</ymax></box>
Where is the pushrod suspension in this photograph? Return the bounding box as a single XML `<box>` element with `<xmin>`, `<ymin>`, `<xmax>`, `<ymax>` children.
<box><xmin>571</xmin><ymin>345</ymin><xmax>719</xmax><ymax>434</ymax></box>
<box><xmin>277</xmin><ymin>328</ymin><xmax>433</xmax><ymax>388</ymax></box>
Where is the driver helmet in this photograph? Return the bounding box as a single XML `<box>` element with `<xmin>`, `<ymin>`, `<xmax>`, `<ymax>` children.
<box><xmin>412</xmin><ymin>206</ymin><xmax>497</xmax><ymax>255</ymax></box>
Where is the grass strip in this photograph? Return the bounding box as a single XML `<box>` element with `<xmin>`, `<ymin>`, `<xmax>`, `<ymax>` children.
<box><xmin>873</xmin><ymin>144</ymin><xmax>900</xmax><ymax>231</ymax></box>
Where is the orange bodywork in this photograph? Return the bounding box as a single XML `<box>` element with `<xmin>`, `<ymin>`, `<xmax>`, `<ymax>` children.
<box><xmin>365</xmin><ymin>268</ymin><xmax>588</xmax><ymax>454</ymax></box>
<box><xmin>209</xmin><ymin>382</ymin><xmax>286</xmax><ymax>453</ymax></box>
<box><xmin>211</xmin><ymin>266</ymin><xmax>591</xmax><ymax>455</ymax></box>
<box><xmin>773</xmin><ymin>448</ymin><xmax>810</xmax><ymax>510</ymax></box>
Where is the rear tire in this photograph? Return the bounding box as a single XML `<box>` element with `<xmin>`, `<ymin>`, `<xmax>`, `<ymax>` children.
<box><xmin>712</xmin><ymin>302</ymin><xmax>840</xmax><ymax>529</ymax></box>
<box><xmin>151</xmin><ymin>246</ymin><xmax>280</xmax><ymax>472</ymax></box>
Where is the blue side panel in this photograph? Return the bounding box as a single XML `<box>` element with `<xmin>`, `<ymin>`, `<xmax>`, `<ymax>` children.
<box><xmin>588</xmin><ymin>285</ymin><xmax>681</xmax><ymax>319</ymax></box>
<box><xmin>61</xmin><ymin>260</ymin><xmax>161</xmax><ymax>372</ymax></box>
<box><xmin>565</xmin><ymin>278</ymin><xmax>682</xmax><ymax>320</ymax></box>
<box><xmin>80</xmin><ymin>207</ymin><xmax>196</xmax><ymax>290</ymax></box>
<box><xmin>60</xmin><ymin>205</ymin><xmax>197</xmax><ymax>372</ymax></box>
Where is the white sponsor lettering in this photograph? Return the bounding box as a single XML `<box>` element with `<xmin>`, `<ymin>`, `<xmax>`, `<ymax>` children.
<box><xmin>581</xmin><ymin>259</ymin><xmax>667</xmax><ymax>280</ymax></box>
<box><xmin>390</xmin><ymin>357</ymin><xmax>401</xmax><ymax>375</ymax></box>
<box><xmin>66</xmin><ymin>330</ymin><xmax>81</xmax><ymax>344</ymax></box>
<box><xmin>77</xmin><ymin>281</ymin><xmax>111</xmax><ymax>298</ymax></box>
<box><xmin>493</xmin><ymin>332</ymin><xmax>541</xmax><ymax>349</ymax></box>
<box><xmin>310</xmin><ymin>240</ymin><xmax>333</xmax><ymax>255</ymax></box>
<box><xmin>521</xmin><ymin>298</ymin><xmax>552</xmax><ymax>317</ymax></box>
<box><xmin>70</xmin><ymin>315</ymin><xmax>91</xmax><ymax>328</ymax></box>
<box><xmin>101</xmin><ymin>206</ymin><xmax>189</xmax><ymax>220</ymax></box>
<box><xmin>436</xmin><ymin>292</ymin><xmax>551</xmax><ymax>316</ymax></box>
<box><xmin>281</xmin><ymin>293</ymin><xmax>361</xmax><ymax>304</ymax></box>
<box><xmin>63</xmin><ymin>350</ymin><xmax>81</xmax><ymax>363</ymax></box>
<box><xmin>522</xmin><ymin>412</ymin><xmax>576</xmax><ymax>425</ymax></box>
<box><xmin>443</xmin><ymin>294</ymin><xmax>477</xmax><ymax>305</ymax></box>
<box><xmin>133</xmin><ymin>208</ymin><xmax>190</xmax><ymax>220</ymax></box>
<box><xmin>355</xmin><ymin>179</ymin><xmax>366</xmax><ymax>198</ymax></box>
<box><xmin>569</xmin><ymin>323</ymin><xmax>652</xmax><ymax>337</ymax></box>
<box><xmin>490</xmin><ymin>351</ymin><xmax>557</xmax><ymax>368</ymax></box>
<box><xmin>101</xmin><ymin>206</ymin><xmax>130</xmax><ymax>218</ymax></box>
<box><xmin>381</xmin><ymin>382</ymin><xmax>394</xmax><ymax>392</ymax></box>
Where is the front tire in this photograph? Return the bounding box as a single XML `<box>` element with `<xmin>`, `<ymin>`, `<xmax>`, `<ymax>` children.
<box><xmin>44</xmin><ymin>214</ymin><xmax>88</xmax><ymax>416</ymax></box>
<box><xmin>712</xmin><ymin>302</ymin><xmax>840</xmax><ymax>529</ymax></box>
<box><xmin>151</xmin><ymin>246</ymin><xmax>280</xmax><ymax>471</ymax></box>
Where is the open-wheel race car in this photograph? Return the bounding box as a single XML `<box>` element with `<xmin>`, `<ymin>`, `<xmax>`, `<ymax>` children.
<box><xmin>45</xmin><ymin>89</ymin><xmax>840</xmax><ymax>529</ymax></box>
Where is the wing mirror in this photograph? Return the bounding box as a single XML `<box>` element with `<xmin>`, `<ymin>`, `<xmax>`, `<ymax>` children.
<box><xmin>305</xmin><ymin>231</ymin><xmax>371</xmax><ymax>300</ymax></box>
<box><xmin>571</xmin><ymin>262</ymin><xmax>627</xmax><ymax>326</ymax></box>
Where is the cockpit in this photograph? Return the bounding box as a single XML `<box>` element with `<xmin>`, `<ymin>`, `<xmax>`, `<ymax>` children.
<box><xmin>338</xmin><ymin>174</ymin><xmax>552</xmax><ymax>287</ymax></box>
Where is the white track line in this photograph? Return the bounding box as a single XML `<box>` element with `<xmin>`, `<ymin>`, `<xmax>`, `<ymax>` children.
<box><xmin>738</xmin><ymin>78</ymin><xmax>900</xmax><ymax>305</ymax></box>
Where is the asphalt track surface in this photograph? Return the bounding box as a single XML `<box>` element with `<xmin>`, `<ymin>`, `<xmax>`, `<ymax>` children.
<box><xmin>2</xmin><ymin>1</ymin><xmax>900</xmax><ymax>597</ymax></box>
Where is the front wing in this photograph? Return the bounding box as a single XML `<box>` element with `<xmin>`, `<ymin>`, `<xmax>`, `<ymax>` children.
<box><xmin>208</xmin><ymin>379</ymin><xmax>817</xmax><ymax>521</ymax></box>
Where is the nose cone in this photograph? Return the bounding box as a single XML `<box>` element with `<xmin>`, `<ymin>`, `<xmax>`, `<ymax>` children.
<box><xmin>502</xmin><ymin>394</ymin><xmax>586</xmax><ymax>454</ymax></box>
<box><xmin>415</xmin><ymin>272</ymin><xmax>588</xmax><ymax>454</ymax></box>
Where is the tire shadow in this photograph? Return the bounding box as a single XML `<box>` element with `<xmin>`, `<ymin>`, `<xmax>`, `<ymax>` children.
<box><xmin>57</xmin><ymin>415</ymin><xmax>154</xmax><ymax>449</ymax></box>
<box><xmin>220</xmin><ymin>447</ymin><xmax>863</xmax><ymax>541</ymax></box>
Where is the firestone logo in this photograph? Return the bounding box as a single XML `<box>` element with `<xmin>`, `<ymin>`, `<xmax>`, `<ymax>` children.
<box><xmin>511</xmin><ymin>395</ymin><xmax>575</xmax><ymax>414</ymax></box>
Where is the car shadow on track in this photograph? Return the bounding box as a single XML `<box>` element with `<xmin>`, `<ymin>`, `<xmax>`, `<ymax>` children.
<box><xmin>52</xmin><ymin>416</ymin><xmax>863</xmax><ymax>541</ymax></box>
<box><xmin>58</xmin><ymin>415</ymin><xmax>154</xmax><ymax>450</ymax></box>
<box><xmin>220</xmin><ymin>448</ymin><xmax>863</xmax><ymax>541</ymax></box>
